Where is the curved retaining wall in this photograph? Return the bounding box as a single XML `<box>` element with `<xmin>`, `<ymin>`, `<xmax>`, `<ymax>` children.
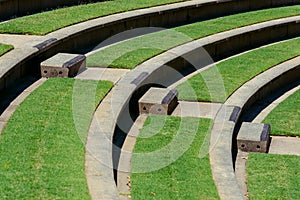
<box><xmin>84</xmin><ymin>17</ymin><xmax>300</xmax><ymax>199</ymax></box>
<box><xmin>210</xmin><ymin>55</ymin><xmax>300</xmax><ymax>200</ymax></box>
<box><xmin>0</xmin><ymin>0</ymin><xmax>103</xmax><ymax>21</ymax></box>
<box><xmin>1</xmin><ymin>0</ymin><xmax>300</xmax><ymax>91</ymax></box>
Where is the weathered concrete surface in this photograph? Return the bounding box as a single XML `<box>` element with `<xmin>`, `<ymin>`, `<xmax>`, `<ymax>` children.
<box><xmin>75</xmin><ymin>68</ymin><xmax>130</xmax><ymax>84</ymax></box>
<box><xmin>269</xmin><ymin>136</ymin><xmax>300</xmax><ymax>156</ymax></box>
<box><xmin>235</xmin><ymin>151</ymin><xmax>249</xmax><ymax>200</ymax></box>
<box><xmin>117</xmin><ymin>114</ymin><xmax>147</xmax><ymax>200</ymax></box>
<box><xmin>171</xmin><ymin>101</ymin><xmax>222</xmax><ymax>119</ymax></box>
<box><xmin>85</xmin><ymin>92</ymin><xmax>121</xmax><ymax>200</ymax></box>
<box><xmin>209</xmin><ymin>105</ymin><xmax>244</xmax><ymax>200</ymax></box>
<box><xmin>0</xmin><ymin>34</ymin><xmax>42</xmax><ymax>47</ymax></box>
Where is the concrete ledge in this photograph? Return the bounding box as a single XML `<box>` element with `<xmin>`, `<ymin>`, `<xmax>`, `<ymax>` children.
<box><xmin>209</xmin><ymin>105</ymin><xmax>244</xmax><ymax>200</ymax></box>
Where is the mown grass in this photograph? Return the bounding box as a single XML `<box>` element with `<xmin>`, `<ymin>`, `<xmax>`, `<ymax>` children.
<box><xmin>0</xmin><ymin>43</ymin><xmax>13</xmax><ymax>57</ymax></box>
<box><xmin>87</xmin><ymin>5</ymin><xmax>300</xmax><ymax>69</ymax></box>
<box><xmin>247</xmin><ymin>153</ymin><xmax>300</xmax><ymax>199</ymax></box>
<box><xmin>0</xmin><ymin>0</ymin><xmax>186</xmax><ymax>35</ymax></box>
<box><xmin>131</xmin><ymin>115</ymin><xmax>219</xmax><ymax>199</ymax></box>
<box><xmin>176</xmin><ymin>37</ymin><xmax>300</xmax><ymax>102</ymax></box>
<box><xmin>0</xmin><ymin>78</ymin><xmax>113</xmax><ymax>199</ymax></box>
<box><xmin>263</xmin><ymin>89</ymin><xmax>300</xmax><ymax>137</ymax></box>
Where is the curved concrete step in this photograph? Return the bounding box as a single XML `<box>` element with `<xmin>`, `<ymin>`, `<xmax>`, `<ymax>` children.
<box><xmin>84</xmin><ymin>17</ymin><xmax>300</xmax><ymax>199</ymax></box>
<box><xmin>217</xmin><ymin>56</ymin><xmax>300</xmax><ymax>199</ymax></box>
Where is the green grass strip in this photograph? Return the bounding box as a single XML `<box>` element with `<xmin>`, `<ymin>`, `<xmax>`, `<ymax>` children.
<box><xmin>131</xmin><ymin>115</ymin><xmax>219</xmax><ymax>199</ymax></box>
<box><xmin>247</xmin><ymin>153</ymin><xmax>300</xmax><ymax>199</ymax></box>
<box><xmin>0</xmin><ymin>43</ymin><xmax>13</xmax><ymax>57</ymax></box>
<box><xmin>0</xmin><ymin>0</ymin><xmax>186</xmax><ymax>35</ymax></box>
<box><xmin>0</xmin><ymin>78</ymin><xmax>113</xmax><ymax>199</ymax></box>
<box><xmin>176</xmin><ymin>37</ymin><xmax>300</xmax><ymax>102</ymax></box>
<box><xmin>87</xmin><ymin>5</ymin><xmax>300</xmax><ymax>69</ymax></box>
<box><xmin>263</xmin><ymin>89</ymin><xmax>300</xmax><ymax>137</ymax></box>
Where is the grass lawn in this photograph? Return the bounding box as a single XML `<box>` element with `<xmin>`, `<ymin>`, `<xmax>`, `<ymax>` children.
<box><xmin>87</xmin><ymin>5</ymin><xmax>300</xmax><ymax>69</ymax></box>
<box><xmin>263</xmin><ymin>89</ymin><xmax>300</xmax><ymax>137</ymax></box>
<box><xmin>176</xmin><ymin>37</ymin><xmax>300</xmax><ymax>102</ymax></box>
<box><xmin>0</xmin><ymin>0</ymin><xmax>186</xmax><ymax>35</ymax></box>
<box><xmin>0</xmin><ymin>43</ymin><xmax>13</xmax><ymax>56</ymax></box>
<box><xmin>131</xmin><ymin>115</ymin><xmax>219</xmax><ymax>199</ymax></box>
<box><xmin>247</xmin><ymin>153</ymin><xmax>300</xmax><ymax>199</ymax></box>
<box><xmin>0</xmin><ymin>78</ymin><xmax>113</xmax><ymax>199</ymax></box>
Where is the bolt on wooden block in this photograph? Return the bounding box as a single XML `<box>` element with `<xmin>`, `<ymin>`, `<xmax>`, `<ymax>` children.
<box><xmin>237</xmin><ymin>122</ymin><xmax>270</xmax><ymax>153</ymax></box>
<box><xmin>41</xmin><ymin>53</ymin><xmax>86</xmax><ymax>78</ymax></box>
<box><xmin>138</xmin><ymin>88</ymin><xmax>178</xmax><ymax>115</ymax></box>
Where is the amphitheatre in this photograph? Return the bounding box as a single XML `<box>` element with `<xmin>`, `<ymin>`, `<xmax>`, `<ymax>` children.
<box><xmin>0</xmin><ymin>0</ymin><xmax>299</xmax><ymax>199</ymax></box>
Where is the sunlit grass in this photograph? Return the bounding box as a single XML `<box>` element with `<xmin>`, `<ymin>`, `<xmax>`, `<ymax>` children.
<box><xmin>0</xmin><ymin>43</ymin><xmax>13</xmax><ymax>56</ymax></box>
<box><xmin>247</xmin><ymin>153</ymin><xmax>300</xmax><ymax>199</ymax></box>
<box><xmin>131</xmin><ymin>115</ymin><xmax>219</xmax><ymax>199</ymax></box>
<box><xmin>0</xmin><ymin>78</ymin><xmax>113</xmax><ymax>199</ymax></box>
<box><xmin>263</xmin><ymin>89</ymin><xmax>300</xmax><ymax>136</ymax></box>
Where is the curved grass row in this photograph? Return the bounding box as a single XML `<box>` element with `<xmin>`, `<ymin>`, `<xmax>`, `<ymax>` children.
<box><xmin>87</xmin><ymin>5</ymin><xmax>300</xmax><ymax>69</ymax></box>
<box><xmin>176</xmin><ymin>37</ymin><xmax>300</xmax><ymax>102</ymax></box>
<box><xmin>0</xmin><ymin>43</ymin><xmax>13</xmax><ymax>57</ymax></box>
<box><xmin>0</xmin><ymin>78</ymin><xmax>113</xmax><ymax>199</ymax></box>
<box><xmin>263</xmin><ymin>89</ymin><xmax>300</xmax><ymax>137</ymax></box>
<box><xmin>0</xmin><ymin>0</ymin><xmax>186</xmax><ymax>35</ymax></box>
<box><xmin>131</xmin><ymin>115</ymin><xmax>219</xmax><ymax>199</ymax></box>
<box><xmin>247</xmin><ymin>153</ymin><xmax>300</xmax><ymax>199</ymax></box>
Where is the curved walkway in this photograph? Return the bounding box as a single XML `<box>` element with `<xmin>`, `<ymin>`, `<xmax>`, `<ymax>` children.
<box><xmin>0</xmin><ymin>34</ymin><xmax>42</xmax><ymax>47</ymax></box>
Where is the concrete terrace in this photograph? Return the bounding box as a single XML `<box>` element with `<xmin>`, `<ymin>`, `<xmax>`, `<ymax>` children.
<box><xmin>0</xmin><ymin>0</ymin><xmax>299</xmax><ymax>199</ymax></box>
